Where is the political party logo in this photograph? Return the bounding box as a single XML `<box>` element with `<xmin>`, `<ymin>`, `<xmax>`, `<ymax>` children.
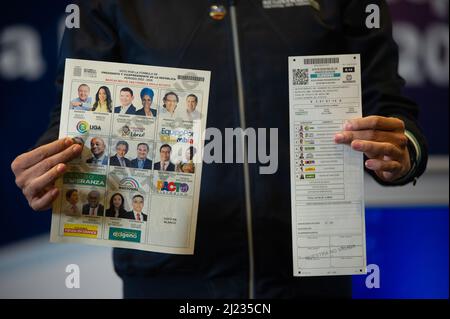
<box><xmin>305</xmin><ymin>167</ymin><xmax>316</xmax><ymax>172</ymax></box>
<box><xmin>119</xmin><ymin>125</ymin><xmax>145</xmax><ymax>138</ymax></box>
<box><xmin>305</xmin><ymin>174</ymin><xmax>316</xmax><ymax>179</ymax></box>
<box><xmin>76</xmin><ymin>121</ymin><xmax>89</xmax><ymax>134</ymax></box>
<box><xmin>159</xmin><ymin>127</ymin><xmax>194</xmax><ymax>144</ymax></box>
<box><xmin>64</xmin><ymin>224</ymin><xmax>98</xmax><ymax>238</ymax></box>
<box><xmin>156</xmin><ymin>180</ymin><xmax>189</xmax><ymax>193</ymax></box>
<box><xmin>304</xmin><ymin>160</ymin><xmax>315</xmax><ymax>164</ymax></box>
<box><xmin>76</xmin><ymin>120</ymin><xmax>101</xmax><ymax>134</ymax></box>
<box><xmin>109</xmin><ymin>227</ymin><xmax>141</xmax><ymax>243</ymax></box>
<box><xmin>119</xmin><ymin>177</ymin><xmax>140</xmax><ymax>191</ymax></box>
<box><xmin>63</xmin><ymin>172</ymin><xmax>106</xmax><ymax>186</ymax></box>
<box><xmin>120</xmin><ymin>125</ymin><xmax>131</xmax><ymax>136</ymax></box>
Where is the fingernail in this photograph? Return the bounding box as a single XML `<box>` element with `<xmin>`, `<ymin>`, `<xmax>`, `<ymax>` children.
<box><xmin>57</xmin><ymin>164</ymin><xmax>65</xmax><ymax>172</ymax></box>
<box><xmin>335</xmin><ymin>133</ymin><xmax>344</xmax><ymax>143</ymax></box>
<box><xmin>64</xmin><ymin>138</ymin><xmax>73</xmax><ymax>146</ymax></box>
<box><xmin>344</xmin><ymin>121</ymin><xmax>353</xmax><ymax>130</ymax></box>
<box><xmin>52</xmin><ymin>188</ymin><xmax>59</xmax><ymax>196</ymax></box>
<box><xmin>353</xmin><ymin>141</ymin><xmax>363</xmax><ymax>150</ymax></box>
<box><xmin>72</xmin><ymin>144</ymin><xmax>81</xmax><ymax>153</ymax></box>
<box><xmin>383</xmin><ymin>172</ymin><xmax>394</xmax><ymax>180</ymax></box>
<box><xmin>365</xmin><ymin>160</ymin><xmax>373</xmax><ymax>169</ymax></box>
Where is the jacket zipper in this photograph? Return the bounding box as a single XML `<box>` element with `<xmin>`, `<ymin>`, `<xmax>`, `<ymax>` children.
<box><xmin>229</xmin><ymin>2</ymin><xmax>255</xmax><ymax>299</ymax></box>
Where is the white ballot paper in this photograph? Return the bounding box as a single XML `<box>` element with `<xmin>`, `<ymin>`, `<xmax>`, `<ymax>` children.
<box><xmin>50</xmin><ymin>58</ymin><xmax>210</xmax><ymax>254</ymax></box>
<box><xmin>288</xmin><ymin>54</ymin><xmax>367</xmax><ymax>276</ymax></box>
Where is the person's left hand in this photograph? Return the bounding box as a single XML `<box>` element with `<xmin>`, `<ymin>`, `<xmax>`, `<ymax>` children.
<box><xmin>334</xmin><ymin>116</ymin><xmax>411</xmax><ymax>183</ymax></box>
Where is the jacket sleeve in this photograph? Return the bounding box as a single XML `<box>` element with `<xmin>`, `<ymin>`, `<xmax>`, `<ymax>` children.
<box><xmin>35</xmin><ymin>0</ymin><xmax>121</xmax><ymax>147</ymax></box>
<box><xmin>341</xmin><ymin>0</ymin><xmax>428</xmax><ymax>186</ymax></box>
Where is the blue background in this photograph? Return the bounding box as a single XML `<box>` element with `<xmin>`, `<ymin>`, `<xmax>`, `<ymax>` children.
<box><xmin>353</xmin><ymin>206</ymin><xmax>448</xmax><ymax>299</ymax></box>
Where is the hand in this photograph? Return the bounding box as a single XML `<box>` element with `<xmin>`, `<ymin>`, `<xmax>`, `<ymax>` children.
<box><xmin>334</xmin><ymin>116</ymin><xmax>411</xmax><ymax>183</ymax></box>
<box><xmin>11</xmin><ymin>138</ymin><xmax>83</xmax><ymax>211</ymax></box>
<box><xmin>71</xmin><ymin>101</ymin><xmax>82</xmax><ymax>107</ymax></box>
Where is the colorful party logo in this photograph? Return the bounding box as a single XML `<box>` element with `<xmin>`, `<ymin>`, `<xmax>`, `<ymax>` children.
<box><xmin>76</xmin><ymin>121</ymin><xmax>89</xmax><ymax>134</ymax></box>
<box><xmin>119</xmin><ymin>177</ymin><xmax>140</xmax><ymax>191</ymax></box>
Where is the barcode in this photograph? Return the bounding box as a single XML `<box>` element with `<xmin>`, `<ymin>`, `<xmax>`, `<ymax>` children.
<box><xmin>293</xmin><ymin>68</ymin><xmax>309</xmax><ymax>85</ymax></box>
<box><xmin>304</xmin><ymin>57</ymin><xmax>339</xmax><ymax>65</ymax></box>
<box><xmin>73</xmin><ymin>66</ymin><xmax>82</xmax><ymax>76</ymax></box>
<box><xmin>178</xmin><ymin>75</ymin><xmax>204</xmax><ymax>82</ymax></box>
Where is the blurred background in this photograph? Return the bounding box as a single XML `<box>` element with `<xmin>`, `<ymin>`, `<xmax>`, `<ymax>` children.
<box><xmin>0</xmin><ymin>0</ymin><xmax>448</xmax><ymax>298</ymax></box>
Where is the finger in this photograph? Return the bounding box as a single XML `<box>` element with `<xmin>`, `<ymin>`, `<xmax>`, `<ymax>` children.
<box><xmin>17</xmin><ymin>144</ymin><xmax>82</xmax><ymax>187</ymax></box>
<box><xmin>335</xmin><ymin>130</ymin><xmax>406</xmax><ymax>146</ymax></box>
<box><xmin>34</xmin><ymin>144</ymin><xmax>82</xmax><ymax>174</ymax></box>
<box><xmin>12</xmin><ymin>138</ymin><xmax>74</xmax><ymax>173</ymax></box>
<box><xmin>381</xmin><ymin>171</ymin><xmax>395</xmax><ymax>181</ymax></box>
<box><xmin>23</xmin><ymin>163</ymin><xmax>66</xmax><ymax>199</ymax></box>
<box><xmin>29</xmin><ymin>188</ymin><xmax>59</xmax><ymax>211</ymax></box>
<box><xmin>334</xmin><ymin>131</ymin><xmax>354</xmax><ymax>144</ymax></box>
<box><xmin>351</xmin><ymin>140</ymin><xmax>403</xmax><ymax>159</ymax></box>
<box><xmin>345</xmin><ymin>116</ymin><xmax>405</xmax><ymax>132</ymax></box>
<box><xmin>365</xmin><ymin>159</ymin><xmax>402</xmax><ymax>173</ymax></box>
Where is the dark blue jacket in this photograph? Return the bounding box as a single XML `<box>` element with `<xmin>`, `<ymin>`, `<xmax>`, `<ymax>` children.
<box><xmin>130</xmin><ymin>158</ymin><xmax>153</xmax><ymax>170</ymax></box>
<box><xmin>109</xmin><ymin>154</ymin><xmax>132</xmax><ymax>167</ymax></box>
<box><xmin>114</xmin><ymin>104</ymin><xmax>137</xmax><ymax>114</ymax></box>
<box><xmin>37</xmin><ymin>0</ymin><xmax>428</xmax><ymax>298</ymax></box>
<box><xmin>153</xmin><ymin>161</ymin><xmax>175</xmax><ymax>172</ymax></box>
<box><xmin>135</xmin><ymin>107</ymin><xmax>157</xmax><ymax>117</ymax></box>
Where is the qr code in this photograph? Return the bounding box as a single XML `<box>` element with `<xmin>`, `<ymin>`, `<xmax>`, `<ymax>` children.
<box><xmin>293</xmin><ymin>68</ymin><xmax>309</xmax><ymax>85</ymax></box>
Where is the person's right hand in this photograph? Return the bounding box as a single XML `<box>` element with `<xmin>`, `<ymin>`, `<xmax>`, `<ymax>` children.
<box><xmin>11</xmin><ymin>138</ymin><xmax>83</xmax><ymax>211</ymax></box>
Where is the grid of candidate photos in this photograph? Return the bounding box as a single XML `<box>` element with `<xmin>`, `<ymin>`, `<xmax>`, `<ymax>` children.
<box><xmin>58</xmin><ymin>81</ymin><xmax>203</xmax><ymax>245</ymax></box>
